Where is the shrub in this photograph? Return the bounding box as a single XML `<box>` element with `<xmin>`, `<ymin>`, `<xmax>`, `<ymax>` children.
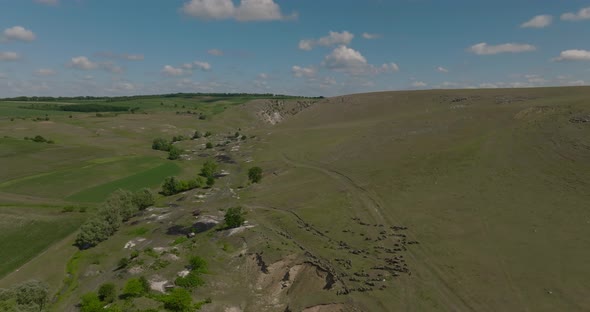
<box><xmin>133</xmin><ymin>189</ymin><xmax>155</xmax><ymax>210</ymax></box>
<box><xmin>174</xmin><ymin>272</ymin><xmax>204</xmax><ymax>289</ymax></box>
<box><xmin>98</xmin><ymin>283</ymin><xmax>116</xmax><ymax>303</ymax></box>
<box><xmin>234</xmin><ymin>132</ymin><xmax>240</xmax><ymax>138</ymax></box>
<box><xmin>80</xmin><ymin>292</ymin><xmax>103</xmax><ymax>312</ymax></box>
<box><xmin>32</xmin><ymin>135</ymin><xmax>47</xmax><ymax>143</ymax></box>
<box><xmin>62</xmin><ymin>206</ymin><xmax>75</xmax><ymax>213</ymax></box>
<box><xmin>75</xmin><ymin>217</ymin><xmax>113</xmax><ymax>249</ymax></box>
<box><xmin>248</xmin><ymin>166</ymin><xmax>263</xmax><ymax>183</ymax></box>
<box><xmin>205</xmin><ymin>142</ymin><xmax>213</xmax><ymax>149</ymax></box>
<box><xmin>188</xmin><ymin>256</ymin><xmax>207</xmax><ymax>273</ymax></box>
<box><xmin>122</xmin><ymin>278</ymin><xmax>148</xmax><ymax>298</ymax></box>
<box><xmin>117</xmin><ymin>257</ymin><xmax>130</xmax><ymax>270</ymax></box>
<box><xmin>192</xmin><ymin>131</ymin><xmax>202</xmax><ymax>139</ymax></box>
<box><xmin>241</xmin><ymin>135</ymin><xmax>247</xmax><ymax>140</ymax></box>
<box><xmin>162</xmin><ymin>288</ymin><xmax>192</xmax><ymax>312</ymax></box>
<box><xmin>152</xmin><ymin>138</ymin><xmax>171</xmax><ymax>151</ymax></box>
<box><xmin>204</xmin><ymin>131</ymin><xmax>212</xmax><ymax>137</ymax></box>
<box><xmin>224</xmin><ymin>207</ymin><xmax>245</xmax><ymax>229</ymax></box>
<box><xmin>206</xmin><ymin>176</ymin><xmax>215</xmax><ymax>188</ymax></box>
<box><xmin>168</xmin><ymin>146</ymin><xmax>183</xmax><ymax>160</ymax></box>
<box><xmin>200</xmin><ymin>160</ymin><xmax>218</xmax><ymax>178</ymax></box>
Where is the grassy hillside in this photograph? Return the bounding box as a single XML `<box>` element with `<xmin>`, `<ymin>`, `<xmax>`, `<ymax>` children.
<box><xmin>0</xmin><ymin>88</ymin><xmax>589</xmax><ymax>311</ymax></box>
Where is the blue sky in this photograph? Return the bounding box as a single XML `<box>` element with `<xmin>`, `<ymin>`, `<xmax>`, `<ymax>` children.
<box><xmin>1</xmin><ymin>0</ymin><xmax>590</xmax><ymax>97</ymax></box>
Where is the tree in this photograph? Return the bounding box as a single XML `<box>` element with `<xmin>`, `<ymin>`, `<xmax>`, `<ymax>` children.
<box><xmin>200</xmin><ymin>160</ymin><xmax>219</xmax><ymax>178</ymax></box>
<box><xmin>133</xmin><ymin>189</ymin><xmax>155</xmax><ymax>210</ymax></box>
<box><xmin>161</xmin><ymin>177</ymin><xmax>179</xmax><ymax>196</ymax></box>
<box><xmin>105</xmin><ymin>189</ymin><xmax>137</xmax><ymax>222</ymax></box>
<box><xmin>122</xmin><ymin>278</ymin><xmax>147</xmax><ymax>298</ymax></box>
<box><xmin>168</xmin><ymin>146</ymin><xmax>182</xmax><ymax>160</ymax></box>
<box><xmin>224</xmin><ymin>207</ymin><xmax>245</xmax><ymax>229</ymax></box>
<box><xmin>234</xmin><ymin>132</ymin><xmax>240</xmax><ymax>138</ymax></box>
<box><xmin>206</xmin><ymin>176</ymin><xmax>215</xmax><ymax>188</ymax></box>
<box><xmin>192</xmin><ymin>131</ymin><xmax>202</xmax><ymax>139</ymax></box>
<box><xmin>75</xmin><ymin>217</ymin><xmax>112</xmax><ymax>249</ymax></box>
<box><xmin>14</xmin><ymin>280</ymin><xmax>48</xmax><ymax>311</ymax></box>
<box><xmin>98</xmin><ymin>283</ymin><xmax>116</xmax><ymax>303</ymax></box>
<box><xmin>205</xmin><ymin>142</ymin><xmax>213</xmax><ymax>149</ymax></box>
<box><xmin>248</xmin><ymin>166</ymin><xmax>263</xmax><ymax>183</ymax></box>
<box><xmin>79</xmin><ymin>293</ymin><xmax>103</xmax><ymax>312</ymax></box>
<box><xmin>152</xmin><ymin>138</ymin><xmax>171</xmax><ymax>151</ymax></box>
<box><xmin>162</xmin><ymin>288</ymin><xmax>192</xmax><ymax>312</ymax></box>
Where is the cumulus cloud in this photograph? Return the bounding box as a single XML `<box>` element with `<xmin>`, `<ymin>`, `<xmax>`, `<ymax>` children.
<box><xmin>553</xmin><ymin>49</ymin><xmax>590</xmax><ymax>61</ymax></box>
<box><xmin>0</xmin><ymin>51</ymin><xmax>21</xmax><ymax>61</ymax></box>
<box><xmin>362</xmin><ymin>32</ymin><xmax>381</xmax><ymax>39</ymax></box>
<box><xmin>162</xmin><ymin>65</ymin><xmax>186</xmax><ymax>76</ymax></box>
<box><xmin>68</xmin><ymin>56</ymin><xmax>98</xmax><ymax>70</ymax></box>
<box><xmin>436</xmin><ymin>66</ymin><xmax>449</xmax><ymax>73</ymax></box>
<box><xmin>36</xmin><ymin>68</ymin><xmax>56</xmax><ymax>76</ymax></box>
<box><xmin>561</xmin><ymin>7</ymin><xmax>590</xmax><ymax>21</ymax></box>
<box><xmin>292</xmin><ymin>65</ymin><xmax>316</xmax><ymax>78</ymax></box>
<box><xmin>182</xmin><ymin>0</ymin><xmax>295</xmax><ymax>22</ymax></box>
<box><xmin>208</xmin><ymin>49</ymin><xmax>224</xmax><ymax>56</ymax></box>
<box><xmin>468</xmin><ymin>42</ymin><xmax>536</xmax><ymax>55</ymax></box>
<box><xmin>3</xmin><ymin>26</ymin><xmax>36</xmax><ymax>42</ymax></box>
<box><xmin>35</xmin><ymin>0</ymin><xmax>58</xmax><ymax>5</ymax></box>
<box><xmin>322</xmin><ymin>45</ymin><xmax>367</xmax><ymax>70</ymax></box>
<box><xmin>96</xmin><ymin>52</ymin><xmax>144</xmax><ymax>61</ymax></box>
<box><xmin>521</xmin><ymin>15</ymin><xmax>553</xmax><ymax>28</ymax></box>
<box><xmin>299</xmin><ymin>31</ymin><xmax>354</xmax><ymax>51</ymax></box>
<box><xmin>321</xmin><ymin>45</ymin><xmax>399</xmax><ymax>75</ymax></box>
<box><xmin>411</xmin><ymin>81</ymin><xmax>427</xmax><ymax>88</ymax></box>
<box><xmin>162</xmin><ymin>61</ymin><xmax>211</xmax><ymax>77</ymax></box>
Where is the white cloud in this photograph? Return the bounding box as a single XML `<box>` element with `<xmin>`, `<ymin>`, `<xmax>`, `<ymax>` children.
<box><xmin>561</xmin><ymin>7</ymin><xmax>590</xmax><ymax>21</ymax></box>
<box><xmin>162</xmin><ymin>65</ymin><xmax>186</xmax><ymax>76</ymax></box>
<box><xmin>36</xmin><ymin>68</ymin><xmax>56</xmax><ymax>76</ymax></box>
<box><xmin>99</xmin><ymin>62</ymin><xmax>124</xmax><ymax>73</ymax></box>
<box><xmin>68</xmin><ymin>56</ymin><xmax>98</xmax><ymax>70</ymax></box>
<box><xmin>565</xmin><ymin>80</ymin><xmax>586</xmax><ymax>86</ymax></box>
<box><xmin>436</xmin><ymin>66</ymin><xmax>449</xmax><ymax>73</ymax></box>
<box><xmin>468</xmin><ymin>42</ymin><xmax>536</xmax><ymax>55</ymax></box>
<box><xmin>182</xmin><ymin>0</ymin><xmax>294</xmax><ymax>22</ymax></box>
<box><xmin>411</xmin><ymin>81</ymin><xmax>427</xmax><ymax>88</ymax></box>
<box><xmin>181</xmin><ymin>61</ymin><xmax>211</xmax><ymax>71</ymax></box>
<box><xmin>122</xmin><ymin>54</ymin><xmax>144</xmax><ymax>61</ymax></box>
<box><xmin>553</xmin><ymin>49</ymin><xmax>590</xmax><ymax>62</ymax></box>
<box><xmin>96</xmin><ymin>52</ymin><xmax>144</xmax><ymax>61</ymax></box>
<box><xmin>208</xmin><ymin>49</ymin><xmax>224</xmax><ymax>56</ymax></box>
<box><xmin>3</xmin><ymin>26</ymin><xmax>36</xmax><ymax>42</ymax></box>
<box><xmin>299</xmin><ymin>31</ymin><xmax>354</xmax><ymax>51</ymax></box>
<box><xmin>292</xmin><ymin>65</ymin><xmax>316</xmax><ymax>78</ymax></box>
<box><xmin>321</xmin><ymin>46</ymin><xmax>399</xmax><ymax>76</ymax></box>
<box><xmin>0</xmin><ymin>51</ymin><xmax>21</xmax><ymax>61</ymax></box>
<box><xmin>258</xmin><ymin>73</ymin><xmax>268</xmax><ymax>79</ymax></box>
<box><xmin>163</xmin><ymin>61</ymin><xmax>210</xmax><ymax>77</ymax></box>
<box><xmin>373</xmin><ymin>63</ymin><xmax>399</xmax><ymax>74</ymax></box>
<box><xmin>362</xmin><ymin>33</ymin><xmax>381</xmax><ymax>39</ymax></box>
<box><xmin>521</xmin><ymin>15</ymin><xmax>553</xmax><ymax>28</ymax></box>
<box><xmin>35</xmin><ymin>0</ymin><xmax>58</xmax><ymax>5</ymax></box>
<box><xmin>322</xmin><ymin>45</ymin><xmax>367</xmax><ymax>71</ymax></box>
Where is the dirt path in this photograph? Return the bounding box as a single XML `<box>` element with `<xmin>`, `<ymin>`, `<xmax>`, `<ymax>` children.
<box><xmin>281</xmin><ymin>153</ymin><xmax>476</xmax><ymax>311</ymax></box>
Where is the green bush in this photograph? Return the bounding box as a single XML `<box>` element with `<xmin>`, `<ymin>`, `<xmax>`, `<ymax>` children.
<box><xmin>188</xmin><ymin>256</ymin><xmax>207</xmax><ymax>273</ymax></box>
<box><xmin>80</xmin><ymin>292</ymin><xmax>103</xmax><ymax>312</ymax></box>
<box><xmin>205</xmin><ymin>142</ymin><xmax>213</xmax><ymax>149</ymax></box>
<box><xmin>248</xmin><ymin>166</ymin><xmax>263</xmax><ymax>183</ymax></box>
<box><xmin>133</xmin><ymin>189</ymin><xmax>155</xmax><ymax>210</ymax></box>
<box><xmin>206</xmin><ymin>176</ymin><xmax>215</xmax><ymax>188</ymax></box>
<box><xmin>162</xmin><ymin>288</ymin><xmax>192</xmax><ymax>312</ymax></box>
<box><xmin>98</xmin><ymin>283</ymin><xmax>117</xmax><ymax>303</ymax></box>
<box><xmin>204</xmin><ymin>131</ymin><xmax>212</xmax><ymax>137</ymax></box>
<box><xmin>122</xmin><ymin>278</ymin><xmax>149</xmax><ymax>298</ymax></box>
<box><xmin>152</xmin><ymin>138</ymin><xmax>172</xmax><ymax>151</ymax></box>
<box><xmin>200</xmin><ymin>160</ymin><xmax>218</xmax><ymax>178</ymax></box>
<box><xmin>174</xmin><ymin>272</ymin><xmax>204</xmax><ymax>289</ymax></box>
<box><xmin>168</xmin><ymin>146</ymin><xmax>183</xmax><ymax>160</ymax></box>
<box><xmin>117</xmin><ymin>257</ymin><xmax>130</xmax><ymax>270</ymax></box>
<box><xmin>192</xmin><ymin>131</ymin><xmax>202</xmax><ymax>139</ymax></box>
<box><xmin>224</xmin><ymin>207</ymin><xmax>245</xmax><ymax>229</ymax></box>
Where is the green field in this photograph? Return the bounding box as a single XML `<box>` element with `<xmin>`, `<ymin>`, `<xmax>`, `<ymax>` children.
<box><xmin>67</xmin><ymin>162</ymin><xmax>182</xmax><ymax>202</ymax></box>
<box><xmin>1</xmin><ymin>89</ymin><xmax>589</xmax><ymax>311</ymax></box>
<box><xmin>0</xmin><ymin>206</ymin><xmax>85</xmax><ymax>278</ymax></box>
